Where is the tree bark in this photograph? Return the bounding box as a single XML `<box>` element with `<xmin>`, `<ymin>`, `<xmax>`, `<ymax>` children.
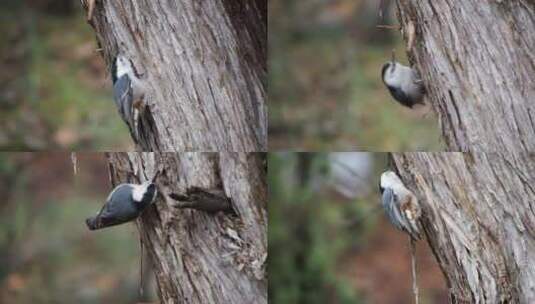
<box><xmin>106</xmin><ymin>152</ymin><xmax>267</xmax><ymax>304</ymax></box>
<box><xmin>395</xmin><ymin>1</ymin><xmax>535</xmax><ymax>152</ymax></box>
<box><xmin>82</xmin><ymin>1</ymin><xmax>267</xmax><ymax>152</ymax></box>
<box><xmin>392</xmin><ymin>152</ymin><xmax>535</xmax><ymax>303</ymax></box>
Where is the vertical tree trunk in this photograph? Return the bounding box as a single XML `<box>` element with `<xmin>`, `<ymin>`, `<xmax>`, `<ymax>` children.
<box><xmin>392</xmin><ymin>152</ymin><xmax>535</xmax><ymax>303</ymax></box>
<box><xmin>106</xmin><ymin>152</ymin><xmax>267</xmax><ymax>304</ymax></box>
<box><xmin>395</xmin><ymin>1</ymin><xmax>535</xmax><ymax>152</ymax></box>
<box><xmin>83</xmin><ymin>1</ymin><xmax>267</xmax><ymax>151</ymax></box>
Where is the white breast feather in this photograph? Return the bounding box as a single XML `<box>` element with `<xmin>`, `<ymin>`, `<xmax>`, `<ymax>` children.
<box><xmin>381</xmin><ymin>171</ymin><xmax>413</xmax><ymax>204</ymax></box>
<box><xmin>116</xmin><ymin>57</ymin><xmax>133</xmax><ymax>79</ymax></box>
<box><xmin>384</xmin><ymin>64</ymin><xmax>403</xmax><ymax>87</ymax></box>
<box><xmin>384</xmin><ymin>63</ymin><xmax>422</xmax><ymax>99</ymax></box>
<box><xmin>132</xmin><ymin>182</ymin><xmax>149</xmax><ymax>202</ymax></box>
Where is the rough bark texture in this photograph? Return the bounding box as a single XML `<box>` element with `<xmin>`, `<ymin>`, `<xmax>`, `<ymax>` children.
<box><xmin>106</xmin><ymin>152</ymin><xmax>267</xmax><ymax>304</ymax></box>
<box><xmin>393</xmin><ymin>152</ymin><xmax>535</xmax><ymax>303</ymax></box>
<box><xmin>82</xmin><ymin>0</ymin><xmax>267</xmax><ymax>152</ymax></box>
<box><xmin>395</xmin><ymin>1</ymin><xmax>535</xmax><ymax>152</ymax></box>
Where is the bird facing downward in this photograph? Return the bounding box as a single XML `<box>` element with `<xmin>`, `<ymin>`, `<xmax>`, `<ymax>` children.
<box><xmin>381</xmin><ymin>51</ymin><xmax>425</xmax><ymax>108</ymax></box>
<box><xmin>86</xmin><ymin>173</ymin><xmax>159</xmax><ymax>231</ymax></box>
<box><xmin>379</xmin><ymin>170</ymin><xmax>421</xmax><ymax>240</ymax></box>
<box><xmin>111</xmin><ymin>54</ymin><xmax>146</xmax><ymax>140</ymax></box>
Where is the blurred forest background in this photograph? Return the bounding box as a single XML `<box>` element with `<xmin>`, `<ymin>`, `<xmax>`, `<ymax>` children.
<box><xmin>269</xmin><ymin>0</ymin><xmax>443</xmax><ymax>151</ymax></box>
<box><xmin>269</xmin><ymin>153</ymin><xmax>448</xmax><ymax>304</ymax></box>
<box><xmin>0</xmin><ymin>0</ymin><xmax>131</xmax><ymax>150</ymax></box>
<box><xmin>0</xmin><ymin>153</ymin><xmax>155</xmax><ymax>303</ymax></box>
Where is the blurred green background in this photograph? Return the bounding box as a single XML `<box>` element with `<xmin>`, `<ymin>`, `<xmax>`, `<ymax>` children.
<box><xmin>0</xmin><ymin>153</ymin><xmax>155</xmax><ymax>303</ymax></box>
<box><xmin>269</xmin><ymin>153</ymin><xmax>447</xmax><ymax>304</ymax></box>
<box><xmin>269</xmin><ymin>0</ymin><xmax>443</xmax><ymax>151</ymax></box>
<box><xmin>0</xmin><ymin>0</ymin><xmax>132</xmax><ymax>150</ymax></box>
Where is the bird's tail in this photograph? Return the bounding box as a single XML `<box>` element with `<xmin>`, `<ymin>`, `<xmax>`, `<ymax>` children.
<box><xmin>86</xmin><ymin>216</ymin><xmax>99</xmax><ymax>230</ymax></box>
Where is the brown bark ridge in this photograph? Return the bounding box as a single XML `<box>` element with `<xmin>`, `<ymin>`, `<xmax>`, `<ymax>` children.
<box><xmin>106</xmin><ymin>152</ymin><xmax>267</xmax><ymax>304</ymax></box>
<box><xmin>392</xmin><ymin>152</ymin><xmax>535</xmax><ymax>303</ymax></box>
<box><xmin>82</xmin><ymin>1</ymin><xmax>267</xmax><ymax>152</ymax></box>
<box><xmin>395</xmin><ymin>1</ymin><xmax>535</xmax><ymax>152</ymax></box>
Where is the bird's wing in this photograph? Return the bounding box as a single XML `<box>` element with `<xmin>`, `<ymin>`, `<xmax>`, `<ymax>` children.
<box><xmin>386</xmin><ymin>85</ymin><xmax>414</xmax><ymax>108</ymax></box>
<box><xmin>94</xmin><ymin>184</ymin><xmax>136</xmax><ymax>228</ymax></box>
<box><xmin>382</xmin><ymin>188</ymin><xmax>407</xmax><ymax>231</ymax></box>
<box><xmin>113</xmin><ymin>75</ymin><xmax>136</xmax><ymax>132</ymax></box>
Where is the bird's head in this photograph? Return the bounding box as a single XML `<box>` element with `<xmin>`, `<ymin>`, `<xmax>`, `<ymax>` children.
<box><xmin>381</xmin><ymin>50</ymin><xmax>398</xmax><ymax>81</ymax></box>
<box><xmin>380</xmin><ymin>170</ymin><xmax>399</xmax><ymax>189</ymax></box>
<box><xmin>381</xmin><ymin>62</ymin><xmax>393</xmax><ymax>82</ymax></box>
<box><xmin>112</xmin><ymin>54</ymin><xmax>133</xmax><ymax>83</ymax></box>
<box><xmin>144</xmin><ymin>182</ymin><xmax>157</xmax><ymax>203</ymax></box>
<box><xmin>132</xmin><ymin>181</ymin><xmax>158</xmax><ymax>207</ymax></box>
<box><xmin>379</xmin><ymin>180</ymin><xmax>385</xmax><ymax>194</ymax></box>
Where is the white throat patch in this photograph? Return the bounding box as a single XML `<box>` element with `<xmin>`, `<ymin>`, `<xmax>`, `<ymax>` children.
<box><xmin>380</xmin><ymin>170</ymin><xmax>404</xmax><ymax>189</ymax></box>
<box><xmin>384</xmin><ymin>62</ymin><xmax>416</xmax><ymax>89</ymax></box>
<box><xmin>116</xmin><ymin>56</ymin><xmax>133</xmax><ymax>79</ymax></box>
<box><xmin>132</xmin><ymin>182</ymin><xmax>149</xmax><ymax>203</ymax></box>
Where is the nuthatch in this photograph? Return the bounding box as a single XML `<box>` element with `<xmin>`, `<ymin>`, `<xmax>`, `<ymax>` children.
<box><xmin>86</xmin><ymin>171</ymin><xmax>160</xmax><ymax>230</ymax></box>
<box><xmin>381</xmin><ymin>51</ymin><xmax>425</xmax><ymax>108</ymax></box>
<box><xmin>379</xmin><ymin>170</ymin><xmax>421</xmax><ymax>240</ymax></box>
<box><xmin>112</xmin><ymin>55</ymin><xmax>146</xmax><ymax>140</ymax></box>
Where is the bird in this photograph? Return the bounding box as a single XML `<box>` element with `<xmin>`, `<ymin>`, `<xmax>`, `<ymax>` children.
<box><xmin>381</xmin><ymin>51</ymin><xmax>425</xmax><ymax>108</ymax></box>
<box><xmin>86</xmin><ymin>172</ymin><xmax>159</xmax><ymax>231</ymax></box>
<box><xmin>379</xmin><ymin>170</ymin><xmax>421</xmax><ymax>240</ymax></box>
<box><xmin>111</xmin><ymin>54</ymin><xmax>146</xmax><ymax>141</ymax></box>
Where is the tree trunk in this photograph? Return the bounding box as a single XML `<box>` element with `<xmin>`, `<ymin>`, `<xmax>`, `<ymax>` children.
<box><xmin>83</xmin><ymin>1</ymin><xmax>267</xmax><ymax>152</ymax></box>
<box><xmin>106</xmin><ymin>152</ymin><xmax>267</xmax><ymax>304</ymax></box>
<box><xmin>392</xmin><ymin>152</ymin><xmax>535</xmax><ymax>303</ymax></box>
<box><xmin>395</xmin><ymin>1</ymin><xmax>535</xmax><ymax>152</ymax></box>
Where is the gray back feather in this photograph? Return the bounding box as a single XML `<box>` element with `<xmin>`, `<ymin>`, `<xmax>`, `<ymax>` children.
<box><xmin>382</xmin><ymin>188</ymin><xmax>409</xmax><ymax>232</ymax></box>
<box><xmin>99</xmin><ymin>184</ymin><xmax>137</xmax><ymax>222</ymax></box>
<box><xmin>113</xmin><ymin>75</ymin><xmax>135</xmax><ymax>134</ymax></box>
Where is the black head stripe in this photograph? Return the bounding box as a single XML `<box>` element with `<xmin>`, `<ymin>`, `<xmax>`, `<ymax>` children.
<box><xmin>381</xmin><ymin>63</ymin><xmax>391</xmax><ymax>81</ymax></box>
<box><xmin>111</xmin><ymin>57</ymin><xmax>118</xmax><ymax>83</ymax></box>
<box><xmin>141</xmin><ymin>184</ymin><xmax>157</xmax><ymax>204</ymax></box>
